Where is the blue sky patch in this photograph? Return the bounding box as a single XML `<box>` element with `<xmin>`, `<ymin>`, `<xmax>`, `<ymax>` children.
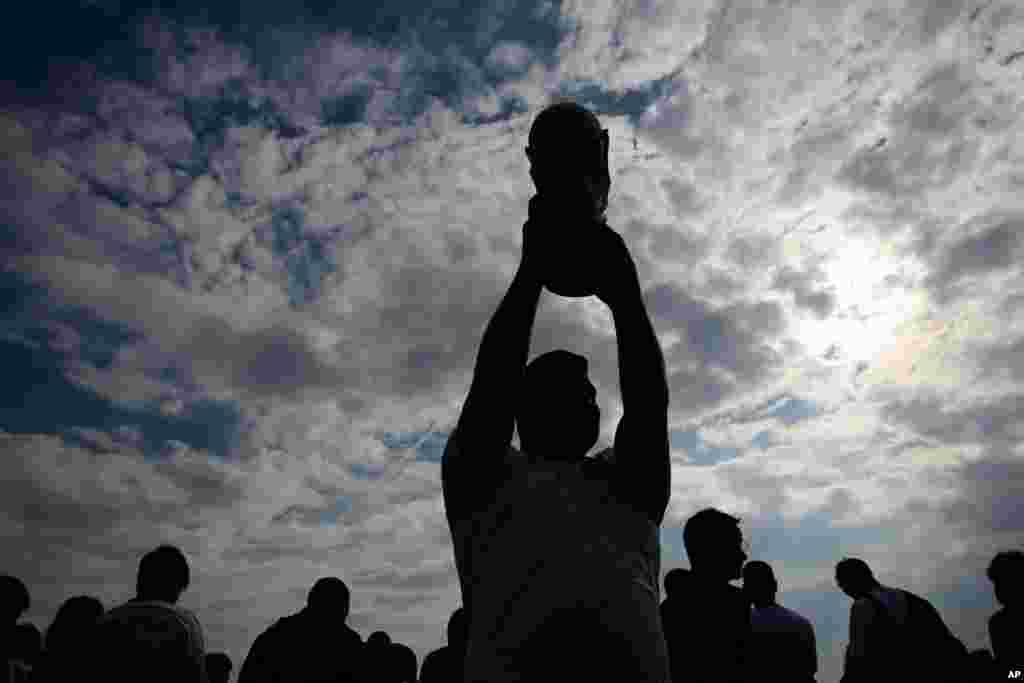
<box><xmin>670</xmin><ymin>428</ymin><xmax>742</xmax><ymax>466</ymax></box>
<box><xmin>378</xmin><ymin>430</ymin><xmax>450</xmax><ymax>464</ymax></box>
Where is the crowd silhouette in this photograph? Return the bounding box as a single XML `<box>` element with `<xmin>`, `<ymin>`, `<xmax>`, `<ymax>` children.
<box><xmin>2</xmin><ymin>540</ymin><xmax>1019</xmax><ymax>682</ymax></box>
<box><xmin>4</xmin><ymin>101</ymin><xmax>1022</xmax><ymax>682</ymax></box>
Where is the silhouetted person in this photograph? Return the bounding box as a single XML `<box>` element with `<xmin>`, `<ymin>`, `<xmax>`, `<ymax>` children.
<box><xmin>419</xmin><ymin>607</ymin><xmax>468</xmax><ymax>683</ymax></box>
<box><xmin>1</xmin><ymin>575</ymin><xmax>30</xmax><ymax>683</ymax></box>
<box><xmin>987</xmin><ymin>550</ymin><xmax>1024</xmax><ymax>677</ymax></box>
<box><xmin>238</xmin><ymin>577</ymin><xmax>363</xmax><ymax>683</ymax></box>
<box><xmin>359</xmin><ymin>631</ymin><xmax>392</xmax><ymax>683</ymax></box>
<box><xmin>9</xmin><ymin>623</ymin><xmax>40</xmax><ymax>683</ymax></box>
<box><xmin>967</xmin><ymin>648</ymin><xmax>996</xmax><ymax>683</ymax></box>
<box><xmin>33</xmin><ymin>595</ymin><xmax>104</xmax><ymax>683</ymax></box>
<box><xmin>205</xmin><ymin>652</ymin><xmax>232</xmax><ymax>683</ymax></box>
<box><xmin>742</xmin><ymin>561</ymin><xmax>816</xmax><ymax>683</ymax></box>
<box><xmin>442</xmin><ymin>100</ymin><xmax>670</xmax><ymax>682</ymax></box>
<box><xmin>94</xmin><ymin>544</ymin><xmax>208</xmax><ymax>683</ymax></box>
<box><xmin>384</xmin><ymin>643</ymin><xmax>416</xmax><ymax>683</ymax></box>
<box><xmin>836</xmin><ymin>557</ymin><xmax>967</xmax><ymax>683</ymax></box>
<box><xmin>658</xmin><ymin>568</ymin><xmax>691</xmax><ymax>683</ymax></box>
<box><xmin>660</xmin><ymin>508</ymin><xmax>749</xmax><ymax>683</ymax></box>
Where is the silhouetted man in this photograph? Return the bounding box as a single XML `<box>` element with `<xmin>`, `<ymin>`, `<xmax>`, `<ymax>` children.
<box><xmin>420</xmin><ymin>607</ymin><xmax>468</xmax><ymax>683</ymax></box>
<box><xmin>205</xmin><ymin>652</ymin><xmax>232</xmax><ymax>683</ymax></box>
<box><xmin>658</xmin><ymin>568</ymin><xmax>691</xmax><ymax>683</ymax></box>
<box><xmin>836</xmin><ymin>557</ymin><xmax>967</xmax><ymax>683</ymax></box>
<box><xmin>360</xmin><ymin>630</ymin><xmax>392</xmax><ymax>683</ymax></box>
<box><xmin>442</xmin><ymin>100</ymin><xmax>671</xmax><ymax>683</ymax></box>
<box><xmin>95</xmin><ymin>545</ymin><xmax>208</xmax><ymax>683</ymax></box>
<box><xmin>238</xmin><ymin>577</ymin><xmax>363</xmax><ymax>683</ymax></box>
<box><xmin>743</xmin><ymin>561</ymin><xmax>816</xmax><ymax>683</ymax></box>
<box><xmin>661</xmin><ymin>508</ymin><xmax>750</xmax><ymax>683</ymax></box>
<box><xmin>34</xmin><ymin>595</ymin><xmax>104</xmax><ymax>683</ymax></box>
<box><xmin>385</xmin><ymin>642</ymin><xmax>417</xmax><ymax>683</ymax></box>
<box><xmin>1</xmin><ymin>575</ymin><xmax>30</xmax><ymax>683</ymax></box>
<box><xmin>987</xmin><ymin>550</ymin><xmax>1023</xmax><ymax>677</ymax></box>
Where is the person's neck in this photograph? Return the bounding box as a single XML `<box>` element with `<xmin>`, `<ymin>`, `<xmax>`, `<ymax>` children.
<box><xmin>753</xmin><ymin>599</ymin><xmax>777</xmax><ymax>609</ymax></box>
<box><xmin>137</xmin><ymin>593</ymin><xmax>176</xmax><ymax>604</ymax></box>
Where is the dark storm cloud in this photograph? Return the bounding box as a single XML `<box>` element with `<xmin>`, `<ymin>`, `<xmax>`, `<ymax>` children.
<box><xmin>940</xmin><ymin>453</ymin><xmax>1024</xmax><ymax>536</ymax></box>
<box><xmin>645</xmin><ymin>281</ymin><xmax>785</xmax><ymax>412</ymax></box>
<box><xmin>920</xmin><ymin>212</ymin><xmax>1024</xmax><ymax>304</ymax></box>
<box><xmin>837</xmin><ymin>61</ymin><xmax>983</xmax><ymax>200</ymax></box>
<box><xmin>0</xmin><ymin>270</ymin><xmax>251</xmax><ymax>459</ymax></box>
<box><xmin>881</xmin><ymin>392</ymin><xmax>1024</xmax><ymax>449</ymax></box>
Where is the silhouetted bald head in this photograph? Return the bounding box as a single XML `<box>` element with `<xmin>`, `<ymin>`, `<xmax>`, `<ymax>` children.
<box><xmin>743</xmin><ymin>561</ymin><xmax>778</xmax><ymax>606</ymax></box>
<box><xmin>516</xmin><ymin>349</ymin><xmax>599</xmax><ymax>462</ymax></box>
<box><xmin>0</xmin><ymin>575</ymin><xmax>29</xmax><ymax>624</ymax></box>
<box><xmin>137</xmin><ymin>545</ymin><xmax>189</xmax><ymax>603</ymax></box>
<box><xmin>307</xmin><ymin>577</ymin><xmax>350</xmax><ymax>617</ymax></box>
<box><xmin>835</xmin><ymin>558</ymin><xmax>878</xmax><ymax>599</ymax></box>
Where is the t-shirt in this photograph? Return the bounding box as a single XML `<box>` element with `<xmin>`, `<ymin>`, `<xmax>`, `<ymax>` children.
<box><xmin>238</xmin><ymin>611</ymin><xmax>364</xmax><ymax>683</ymax></box>
<box><xmin>96</xmin><ymin>599</ymin><xmax>207</xmax><ymax>683</ymax></box>
<box><xmin>843</xmin><ymin>585</ymin><xmax>908</xmax><ymax>681</ymax></box>
<box><xmin>660</xmin><ymin>580</ymin><xmax>750</xmax><ymax>683</ymax></box>
<box><xmin>445</xmin><ymin>439</ymin><xmax>669</xmax><ymax>683</ymax></box>
<box><xmin>748</xmin><ymin>603</ymin><xmax>817</xmax><ymax>681</ymax></box>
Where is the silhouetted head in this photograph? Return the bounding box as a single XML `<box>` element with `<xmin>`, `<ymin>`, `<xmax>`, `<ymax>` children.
<box><xmin>987</xmin><ymin>550</ymin><xmax>1024</xmax><ymax>609</ymax></box>
<box><xmin>526</xmin><ymin>100</ymin><xmax>610</xmax><ymax>219</ymax></box>
<box><xmin>516</xmin><ymin>350</ymin><xmax>600</xmax><ymax>462</ymax></box>
<box><xmin>13</xmin><ymin>622</ymin><xmax>42</xmax><ymax>664</ymax></box>
<box><xmin>0</xmin><ymin>574</ymin><xmax>30</xmax><ymax>625</ymax></box>
<box><xmin>835</xmin><ymin>558</ymin><xmax>879</xmax><ymax>600</ymax></box>
<box><xmin>306</xmin><ymin>577</ymin><xmax>351</xmax><ymax>620</ymax></box>
<box><xmin>683</xmin><ymin>508</ymin><xmax>747</xmax><ymax>582</ymax></box>
<box><xmin>387</xmin><ymin>642</ymin><xmax>417</xmax><ymax>683</ymax></box>
<box><xmin>45</xmin><ymin>595</ymin><xmax>104</xmax><ymax>655</ymax></box>
<box><xmin>137</xmin><ymin>545</ymin><xmax>190</xmax><ymax>603</ymax></box>
<box><xmin>368</xmin><ymin>630</ymin><xmax>392</xmax><ymax>649</ymax></box>
<box><xmin>663</xmin><ymin>568</ymin><xmax>692</xmax><ymax>600</ymax></box>
<box><xmin>447</xmin><ymin>606</ymin><xmax>469</xmax><ymax>649</ymax></box>
<box><xmin>742</xmin><ymin>561</ymin><xmax>778</xmax><ymax>607</ymax></box>
<box><xmin>205</xmin><ymin>652</ymin><xmax>233</xmax><ymax>683</ymax></box>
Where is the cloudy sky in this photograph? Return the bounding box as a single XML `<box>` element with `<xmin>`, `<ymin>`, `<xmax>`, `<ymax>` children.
<box><xmin>2</xmin><ymin>0</ymin><xmax>1023</xmax><ymax>680</ymax></box>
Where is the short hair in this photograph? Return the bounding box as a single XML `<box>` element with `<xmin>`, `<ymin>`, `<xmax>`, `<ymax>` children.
<box><xmin>368</xmin><ymin>630</ymin><xmax>392</xmax><ymax>648</ymax></box>
<box><xmin>987</xmin><ymin>550</ymin><xmax>1024</xmax><ymax>584</ymax></box>
<box><xmin>307</xmin><ymin>577</ymin><xmax>350</xmax><ymax>612</ymax></box>
<box><xmin>835</xmin><ymin>558</ymin><xmax>874</xmax><ymax>585</ymax></box>
<box><xmin>518</xmin><ymin>350</ymin><xmax>589</xmax><ymax>411</ymax></box>
<box><xmin>137</xmin><ymin>545</ymin><xmax>190</xmax><ymax>597</ymax></box>
<box><xmin>516</xmin><ymin>350</ymin><xmax>592</xmax><ymax>451</ymax></box>
<box><xmin>683</xmin><ymin>508</ymin><xmax>742</xmax><ymax>564</ymax></box>
<box><xmin>0</xmin><ymin>574</ymin><xmax>30</xmax><ymax>618</ymax></box>
<box><xmin>45</xmin><ymin>595</ymin><xmax>104</xmax><ymax>654</ymax></box>
<box><xmin>527</xmin><ymin>101</ymin><xmax>603</xmax><ymax>158</ymax></box>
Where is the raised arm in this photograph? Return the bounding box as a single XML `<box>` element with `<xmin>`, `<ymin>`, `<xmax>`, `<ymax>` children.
<box><xmin>595</xmin><ymin>228</ymin><xmax>670</xmax><ymax>526</ymax></box>
<box><xmin>442</xmin><ymin>215</ymin><xmax>544</xmax><ymax>517</ymax></box>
